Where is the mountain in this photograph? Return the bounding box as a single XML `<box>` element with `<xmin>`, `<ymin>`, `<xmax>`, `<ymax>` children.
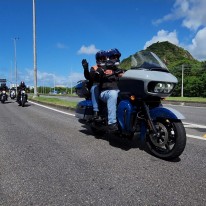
<box><xmin>120</xmin><ymin>41</ymin><xmax>202</xmax><ymax>71</ymax></box>
<box><xmin>145</xmin><ymin>41</ymin><xmax>200</xmax><ymax>69</ymax></box>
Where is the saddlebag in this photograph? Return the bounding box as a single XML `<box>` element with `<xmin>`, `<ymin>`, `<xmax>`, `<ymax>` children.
<box><xmin>75</xmin><ymin>80</ymin><xmax>91</xmax><ymax>99</ymax></box>
<box><xmin>75</xmin><ymin>100</ymin><xmax>93</xmax><ymax>120</ymax></box>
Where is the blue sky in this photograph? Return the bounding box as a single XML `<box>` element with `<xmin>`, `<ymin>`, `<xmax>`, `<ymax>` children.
<box><xmin>0</xmin><ymin>0</ymin><xmax>206</xmax><ymax>88</ymax></box>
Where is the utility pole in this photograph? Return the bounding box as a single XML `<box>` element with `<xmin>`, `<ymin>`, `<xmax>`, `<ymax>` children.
<box><xmin>12</xmin><ymin>37</ymin><xmax>19</xmax><ymax>95</ymax></box>
<box><xmin>181</xmin><ymin>64</ymin><xmax>184</xmax><ymax>97</ymax></box>
<box><xmin>71</xmin><ymin>79</ymin><xmax>73</xmax><ymax>95</ymax></box>
<box><xmin>33</xmin><ymin>0</ymin><xmax>38</xmax><ymax>97</ymax></box>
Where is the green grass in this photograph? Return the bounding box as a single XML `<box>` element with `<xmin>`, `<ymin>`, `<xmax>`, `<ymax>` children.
<box><xmin>29</xmin><ymin>96</ymin><xmax>77</xmax><ymax>108</ymax></box>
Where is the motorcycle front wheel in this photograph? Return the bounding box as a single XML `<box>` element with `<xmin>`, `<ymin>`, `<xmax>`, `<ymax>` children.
<box><xmin>1</xmin><ymin>97</ymin><xmax>5</xmax><ymax>103</ymax></box>
<box><xmin>146</xmin><ymin>119</ymin><xmax>186</xmax><ymax>160</ymax></box>
<box><xmin>22</xmin><ymin>96</ymin><xmax>26</xmax><ymax>107</ymax></box>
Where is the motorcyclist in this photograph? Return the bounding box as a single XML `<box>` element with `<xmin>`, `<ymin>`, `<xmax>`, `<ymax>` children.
<box><xmin>82</xmin><ymin>50</ymin><xmax>107</xmax><ymax>118</ymax></box>
<box><xmin>92</xmin><ymin>48</ymin><xmax>124</xmax><ymax>132</ymax></box>
<box><xmin>10</xmin><ymin>88</ymin><xmax>16</xmax><ymax>98</ymax></box>
<box><xmin>0</xmin><ymin>83</ymin><xmax>8</xmax><ymax>100</ymax></box>
<box><xmin>0</xmin><ymin>84</ymin><xmax>8</xmax><ymax>92</ymax></box>
<box><xmin>17</xmin><ymin>81</ymin><xmax>27</xmax><ymax>102</ymax></box>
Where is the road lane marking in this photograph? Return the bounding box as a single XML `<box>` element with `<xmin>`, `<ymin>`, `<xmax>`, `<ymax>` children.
<box><xmin>30</xmin><ymin>101</ymin><xmax>206</xmax><ymax>140</ymax></box>
<box><xmin>183</xmin><ymin>122</ymin><xmax>206</xmax><ymax>129</ymax></box>
<box><xmin>187</xmin><ymin>134</ymin><xmax>206</xmax><ymax>141</ymax></box>
<box><xmin>183</xmin><ymin>122</ymin><xmax>206</xmax><ymax>140</ymax></box>
<box><xmin>29</xmin><ymin>100</ymin><xmax>75</xmax><ymax>116</ymax></box>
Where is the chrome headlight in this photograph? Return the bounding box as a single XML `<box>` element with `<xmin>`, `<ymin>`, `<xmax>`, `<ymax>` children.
<box><xmin>148</xmin><ymin>82</ymin><xmax>175</xmax><ymax>94</ymax></box>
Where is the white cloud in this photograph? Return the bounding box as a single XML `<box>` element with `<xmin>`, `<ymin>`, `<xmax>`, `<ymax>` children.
<box><xmin>22</xmin><ymin>69</ymin><xmax>84</xmax><ymax>88</ymax></box>
<box><xmin>68</xmin><ymin>72</ymin><xmax>84</xmax><ymax>85</ymax></box>
<box><xmin>77</xmin><ymin>44</ymin><xmax>99</xmax><ymax>55</ymax></box>
<box><xmin>151</xmin><ymin>0</ymin><xmax>206</xmax><ymax>61</ymax></box>
<box><xmin>154</xmin><ymin>0</ymin><xmax>206</xmax><ymax>31</ymax></box>
<box><xmin>186</xmin><ymin>27</ymin><xmax>206</xmax><ymax>60</ymax></box>
<box><xmin>144</xmin><ymin>30</ymin><xmax>179</xmax><ymax>49</ymax></box>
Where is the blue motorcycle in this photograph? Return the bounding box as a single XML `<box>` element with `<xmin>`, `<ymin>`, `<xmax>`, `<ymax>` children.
<box><xmin>75</xmin><ymin>50</ymin><xmax>186</xmax><ymax>160</ymax></box>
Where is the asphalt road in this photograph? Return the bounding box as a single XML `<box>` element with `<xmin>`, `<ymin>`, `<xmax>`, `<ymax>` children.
<box><xmin>163</xmin><ymin>104</ymin><xmax>206</xmax><ymax>139</ymax></box>
<box><xmin>0</xmin><ymin>99</ymin><xmax>206</xmax><ymax>206</ymax></box>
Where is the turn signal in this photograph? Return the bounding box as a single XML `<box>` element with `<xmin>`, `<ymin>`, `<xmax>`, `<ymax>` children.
<box><xmin>130</xmin><ymin>95</ymin><xmax>135</xmax><ymax>101</ymax></box>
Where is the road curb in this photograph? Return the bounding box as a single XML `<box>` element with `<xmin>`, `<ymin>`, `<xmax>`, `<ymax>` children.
<box><xmin>163</xmin><ymin>100</ymin><xmax>206</xmax><ymax>107</ymax></box>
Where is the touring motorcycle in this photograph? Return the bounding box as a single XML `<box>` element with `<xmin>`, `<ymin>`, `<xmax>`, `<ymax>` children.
<box><xmin>75</xmin><ymin>50</ymin><xmax>186</xmax><ymax>160</ymax></box>
<box><xmin>0</xmin><ymin>90</ymin><xmax>8</xmax><ymax>103</ymax></box>
<box><xmin>17</xmin><ymin>89</ymin><xmax>27</xmax><ymax>107</ymax></box>
<box><xmin>10</xmin><ymin>89</ymin><xmax>16</xmax><ymax>99</ymax></box>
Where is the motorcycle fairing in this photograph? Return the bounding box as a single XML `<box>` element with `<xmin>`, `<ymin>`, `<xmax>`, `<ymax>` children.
<box><xmin>149</xmin><ymin>106</ymin><xmax>185</xmax><ymax>120</ymax></box>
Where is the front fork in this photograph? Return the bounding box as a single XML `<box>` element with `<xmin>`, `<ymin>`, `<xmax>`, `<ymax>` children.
<box><xmin>140</xmin><ymin>102</ymin><xmax>158</xmax><ymax>142</ymax></box>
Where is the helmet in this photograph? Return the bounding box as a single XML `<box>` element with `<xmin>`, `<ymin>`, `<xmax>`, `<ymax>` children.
<box><xmin>20</xmin><ymin>81</ymin><xmax>25</xmax><ymax>87</ymax></box>
<box><xmin>95</xmin><ymin>50</ymin><xmax>107</xmax><ymax>66</ymax></box>
<box><xmin>107</xmin><ymin>48</ymin><xmax>121</xmax><ymax>66</ymax></box>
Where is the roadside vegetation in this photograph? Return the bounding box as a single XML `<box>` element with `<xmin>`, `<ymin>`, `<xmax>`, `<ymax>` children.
<box><xmin>29</xmin><ymin>96</ymin><xmax>77</xmax><ymax>109</ymax></box>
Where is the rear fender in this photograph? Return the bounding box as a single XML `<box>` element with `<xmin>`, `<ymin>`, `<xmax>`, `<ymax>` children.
<box><xmin>75</xmin><ymin>100</ymin><xmax>93</xmax><ymax>120</ymax></box>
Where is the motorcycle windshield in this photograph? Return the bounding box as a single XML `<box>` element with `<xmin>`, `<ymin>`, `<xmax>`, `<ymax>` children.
<box><xmin>130</xmin><ymin>50</ymin><xmax>169</xmax><ymax>72</ymax></box>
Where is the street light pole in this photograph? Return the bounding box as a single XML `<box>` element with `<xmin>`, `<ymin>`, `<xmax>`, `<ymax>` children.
<box><xmin>71</xmin><ymin>79</ymin><xmax>73</xmax><ymax>95</ymax></box>
<box><xmin>33</xmin><ymin>0</ymin><xmax>38</xmax><ymax>97</ymax></box>
<box><xmin>181</xmin><ymin>64</ymin><xmax>184</xmax><ymax>97</ymax></box>
<box><xmin>12</xmin><ymin>37</ymin><xmax>19</xmax><ymax>95</ymax></box>
<box><xmin>54</xmin><ymin>75</ymin><xmax>56</xmax><ymax>93</ymax></box>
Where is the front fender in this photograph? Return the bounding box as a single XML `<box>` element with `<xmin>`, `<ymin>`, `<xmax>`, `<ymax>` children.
<box><xmin>149</xmin><ymin>106</ymin><xmax>185</xmax><ymax>120</ymax></box>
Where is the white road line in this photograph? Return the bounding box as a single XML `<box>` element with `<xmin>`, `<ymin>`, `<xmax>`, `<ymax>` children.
<box><xmin>187</xmin><ymin>134</ymin><xmax>206</xmax><ymax>141</ymax></box>
<box><xmin>29</xmin><ymin>100</ymin><xmax>75</xmax><ymax>116</ymax></box>
<box><xmin>183</xmin><ymin>122</ymin><xmax>206</xmax><ymax>128</ymax></box>
<box><xmin>29</xmin><ymin>101</ymin><xmax>206</xmax><ymax>140</ymax></box>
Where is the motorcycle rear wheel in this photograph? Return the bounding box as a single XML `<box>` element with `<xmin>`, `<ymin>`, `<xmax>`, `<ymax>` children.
<box><xmin>1</xmin><ymin>97</ymin><xmax>5</xmax><ymax>103</ymax></box>
<box><xmin>146</xmin><ymin>119</ymin><xmax>186</xmax><ymax>160</ymax></box>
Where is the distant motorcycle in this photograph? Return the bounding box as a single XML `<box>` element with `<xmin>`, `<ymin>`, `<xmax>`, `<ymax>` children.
<box><xmin>0</xmin><ymin>90</ymin><xmax>8</xmax><ymax>103</ymax></box>
<box><xmin>75</xmin><ymin>50</ymin><xmax>187</xmax><ymax>160</ymax></box>
<box><xmin>10</xmin><ymin>89</ymin><xmax>16</xmax><ymax>99</ymax></box>
<box><xmin>17</xmin><ymin>89</ymin><xmax>27</xmax><ymax>107</ymax></box>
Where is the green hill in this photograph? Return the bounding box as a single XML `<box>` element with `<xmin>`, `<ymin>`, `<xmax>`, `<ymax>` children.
<box><xmin>120</xmin><ymin>41</ymin><xmax>202</xmax><ymax>71</ymax></box>
<box><xmin>145</xmin><ymin>41</ymin><xmax>202</xmax><ymax>71</ymax></box>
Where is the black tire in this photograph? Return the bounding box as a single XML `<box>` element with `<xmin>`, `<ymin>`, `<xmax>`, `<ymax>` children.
<box><xmin>1</xmin><ymin>96</ymin><xmax>5</xmax><ymax>103</ymax></box>
<box><xmin>22</xmin><ymin>97</ymin><xmax>26</xmax><ymax>107</ymax></box>
<box><xmin>146</xmin><ymin>119</ymin><xmax>186</xmax><ymax>160</ymax></box>
<box><xmin>18</xmin><ymin>100</ymin><xmax>22</xmax><ymax>106</ymax></box>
